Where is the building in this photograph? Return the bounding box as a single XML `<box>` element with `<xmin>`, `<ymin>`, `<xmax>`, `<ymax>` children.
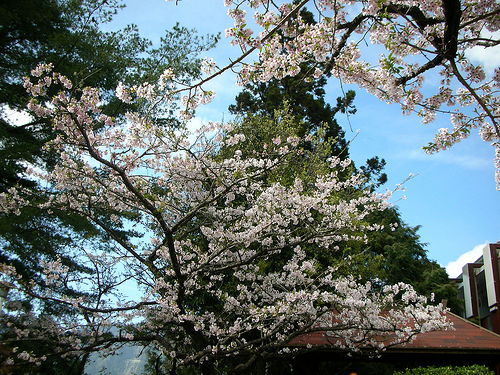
<box><xmin>454</xmin><ymin>243</ymin><xmax>500</xmax><ymax>334</ymax></box>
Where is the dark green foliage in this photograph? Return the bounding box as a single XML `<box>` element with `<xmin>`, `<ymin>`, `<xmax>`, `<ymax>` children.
<box><xmin>360</xmin><ymin>155</ymin><xmax>388</xmax><ymax>190</ymax></box>
<box><xmin>229</xmin><ymin>68</ymin><xmax>456</xmax><ymax>312</ymax></box>
<box><xmin>228</xmin><ymin>5</ymin><xmax>353</xmax><ymax>160</ymax></box>
<box><xmin>0</xmin><ymin>0</ymin><xmax>216</xmax><ymax>285</ymax></box>
<box><xmin>394</xmin><ymin>365</ymin><xmax>494</xmax><ymax>375</ymax></box>
<box><xmin>220</xmin><ymin>104</ymin><xmax>340</xmax><ymax>185</ymax></box>
<box><xmin>229</xmin><ymin>5</ymin><xmax>392</xmax><ymax>189</ymax></box>
<box><xmin>229</xmin><ymin>59</ymin><xmax>388</xmax><ymax>190</ymax></box>
<box><xmin>0</xmin><ymin>0</ymin><xmax>217</xmax><ymax>187</ymax></box>
<box><xmin>229</xmin><ymin>76</ymin><xmax>353</xmax><ymax>159</ymax></box>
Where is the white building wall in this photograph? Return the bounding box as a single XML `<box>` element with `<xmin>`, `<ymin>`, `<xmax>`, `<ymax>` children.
<box><xmin>483</xmin><ymin>244</ymin><xmax>499</xmax><ymax>311</ymax></box>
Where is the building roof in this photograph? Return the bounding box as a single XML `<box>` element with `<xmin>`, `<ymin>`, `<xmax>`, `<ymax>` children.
<box><xmin>289</xmin><ymin>312</ymin><xmax>500</xmax><ymax>355</ymax></box>
<box><xmin>392</xmin><ymin>313</ymin><xmax>500</xmax><ymax>354</ymax></box>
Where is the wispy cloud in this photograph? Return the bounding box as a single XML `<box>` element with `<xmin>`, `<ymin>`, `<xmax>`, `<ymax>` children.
<box><xmin>445</xmin><ymin>243</ymin><xmax>487</xmax><ymax>278</ymax></box>
<box><xmin>401</xmin><ymin>148</ymin><xmax>492</xmax><ymax>170</ymax></box>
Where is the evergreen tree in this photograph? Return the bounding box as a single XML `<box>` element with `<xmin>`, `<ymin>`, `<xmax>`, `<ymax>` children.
<box><xmin>227</xmin><ymin>4</ymin><xmax>456</xmax><ymax>317</ymax></box>
<box><xmin>229</xmin><ymin>6</ymin><xmax>351</xmax><ymax>160</ymax></box>
<box><xmin>229</xmin><ymin>95</ymin><xmax>457</xmax><ymax>315</ymax></box>
<box><xmin>363</xmin><ymin>208</ymin><xmax>461</xmax><ymax>312</ymax></box>
<box><xmin>229</xmin><ymin>73</ymin><xmax>354</xmax><ymax>158</ymax></box>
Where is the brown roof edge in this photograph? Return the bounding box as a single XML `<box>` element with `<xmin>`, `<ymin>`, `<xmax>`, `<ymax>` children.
<box><xmin>445</xmin><ymin>311</ymin><xmax>500</xmax><ymax>340</ymax></box>
<box><xmin>389</xmin><ymin>311</ymin><xmax>500</xmax><ymax>352</ymax></box>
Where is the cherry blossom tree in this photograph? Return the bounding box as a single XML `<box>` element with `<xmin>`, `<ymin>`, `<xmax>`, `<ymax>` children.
<box><xmin>8</xmin><ymin>0</ymin><xmax>498</xmax><ymax>371</ymax></box>
<box><xmin>172</xmin><ymin>0</ymin><xmax>500</xmax><ymax>189</ymax></box>
<box><xmin>0</xmin><ymin>63</ymin><xmax>451</xmax><ymax>373</ymax></box>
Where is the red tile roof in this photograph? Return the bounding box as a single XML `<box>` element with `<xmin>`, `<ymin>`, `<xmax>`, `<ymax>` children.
<box><xmin>289</xmin><ymin>312</ymin><xmax>500</xmax><ymax>354</ymax></box>
<box><xmin>393</xmin><ymin>313</ymin><xmax>500</xmax><ymax>353</ymax></box>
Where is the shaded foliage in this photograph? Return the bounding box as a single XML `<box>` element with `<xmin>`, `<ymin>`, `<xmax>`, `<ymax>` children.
<box><xmin>362</xmin><ymin>208</ymin><xmax>461</xmax><ymax>312</ymax></box>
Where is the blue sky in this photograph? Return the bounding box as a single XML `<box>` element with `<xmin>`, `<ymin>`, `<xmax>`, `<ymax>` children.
<box><xmin>103</xmin><ymin>0</ymin><xmax>500</xmax><ymax>277</ymax></box>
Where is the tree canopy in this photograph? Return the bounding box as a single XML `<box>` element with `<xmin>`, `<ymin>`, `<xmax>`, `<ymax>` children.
<box><xmin>178</xmin><ymin>0</ymin><xmax>500</xmax><ymax>188</ymax></box>
<box><xmin>226</xmin><ymin>4</ymin><xmax>457</xmax><ymax>314</ymax></box>
<box><xmin>0</xmin><ymin>0</ymin><xmax>217</xmax><ymax>288</ymax></box>
<box><xmin>227</xmin><ymin>83</ymin><xmax>459</xmax><ymax>317</ymax></box>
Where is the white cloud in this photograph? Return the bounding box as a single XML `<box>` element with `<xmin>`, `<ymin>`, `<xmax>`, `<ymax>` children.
<box><xmin>445</xmin><ymin>243</ymin><xmax>487</xmax><ymax>278</ymax></box>
<box><xmin>465</xmin><ymin>30</ymin><xmax>500</xmax><ymax>75</ymax></box>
